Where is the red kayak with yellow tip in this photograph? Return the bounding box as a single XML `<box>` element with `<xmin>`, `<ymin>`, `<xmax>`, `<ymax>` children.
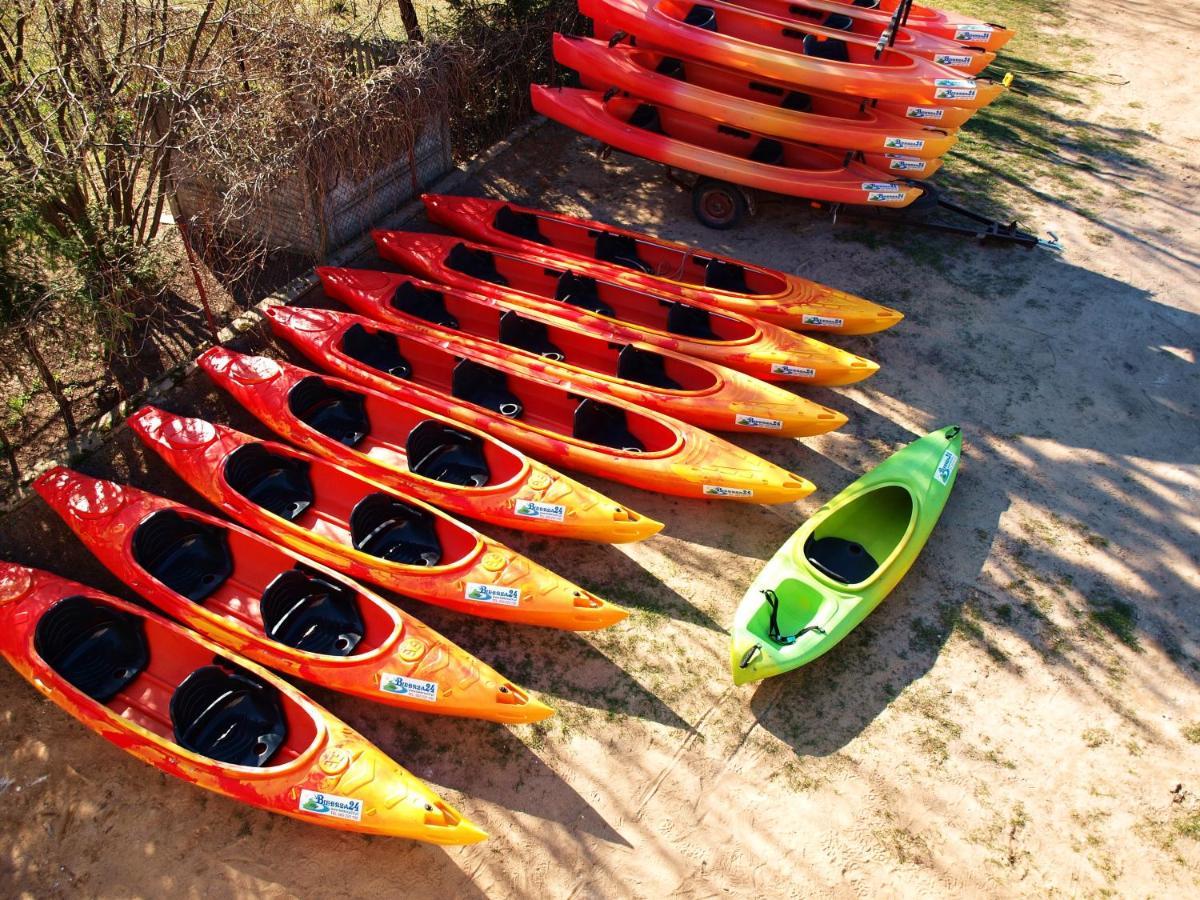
<box><xmin>130</xmin><ymin>407</ymin><xmax>625</xmax><ymax>631</ymax></box>
<box><xmin>0</xmin><ymin>563</ymin><xmax>488</xmax><ymax>842</ymax></box>
<box><xmin>267</xmin><ymin>306</ymin><xmax>816</xmax><ymax>505</ymax></box>
<box><xmin>33</xmin><ymin>467</ymin><xmax>555</xmax><ymax>721</ymax></box>
<box><xmin>802</xmin><ymin>0</ymin><xmax>1015</xmax><ymax>52</ymax></box>
<box><xmin>317</xmin><ymin>267</ymin><xmax>846</xmax><ymax>437</ymax></box>
<box><xmin>422</xmin><ymin>193</ymin><xmax>904</xmax><ymax>334</ymax></box>
<box><xmin>198</xmin><ymin>349</ymin><xmax>660</xmax><ymax>543</ymax></box>
<box><xmin>374</xmin><ymin>231</ymin><xmax>880</xmax><ymax>384</ymax></box>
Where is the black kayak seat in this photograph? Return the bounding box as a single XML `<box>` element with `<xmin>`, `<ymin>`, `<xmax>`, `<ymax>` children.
<box><xmin>390</xmin><ymin>281</ymin><xmax>459</xmax><ymax>329</ymax></box>
<box><xmin>170</xmin><ymin>664</ymin><xmax>286</xmax><ymax>767</ymax></box>
<box><xmin>223</xmin><ymin>443</ymin><xmax>314</xmax><ymax>522</ymax></box>
<box><xmin>259</xmin><ymin>565</ymin><xmax>364</xmax><ymax>656</ymax></box>
<box><xmin>555</xmin><ymin>272</ymin><xmax>615</xmax><ymax>317</ymax></box>
<box><xmin>629</xmin><ymin>103</ymin><xmax>666</xmax><ymax>135</ymax></box>
<box><xmin>445</xmin><ymin>243</ymin><xmax>508</xmax><ymax>286</ymax></box>
<box><xmin>132</xmin><ymin>510</ymin><xmax>233</xmax><ymax>604</ymax></box>
<box><xmin>803</xmin><ymin>33</ymin><xmax>850</xmax><ymax>62</ymax></box>
<box><xmin>349</xmin><ymin>493</ymin><xmax>443</xmax><ymax>566</ymax></box>
<box><xmin>684</xmin><ymin>5</ymin><xmax>718</xmax><ymax>31</ymax></box>
<box><xmin>498</xmin><ymin>311</ymin><xmax>565</xmax><ymax>361</ymax></box>
<box><xmin>616</xmin><ymin>345</ymin><xmax>683</xmax><ymax>391</ymax></box>
<box><xmin>666</xmin><ymin>301</ymin><xmax>720</xmax><ymax>340</ymax></box>
<box><xmin>781</xmin><ymin>90</ymin><xmax>814</xmax><ymax>112</ymax></box>
<box><xmin>406</xmin><ymin>420</ymin><xmax>491</xmax><ymax>487</ymax></box>
<box><xmin>34</xmin><ymin>596</ymin><xmax>149</xmax><ymax>703</ymax></box>
<box><xmin>655</xmin><ymin>56</ymin><xmax>687</xmax><ymax>79</ymax></box>
<box><xmin>804</xmin><ymin>535</ymin><xmax>879</xmax><ymax>584</ymax></box>
<box><xmin>451</xmin><ymin>358</ymin><xmax>524</xmax><ymax>418</ymax></box>
<box><xmin>493</xmin><ymin>206</ymin><xmax>551</xmax><ymax>245</ymax></box>
<box><xmin>853</xmin><ymin>0</ymin><xmax>880</xmax><ymax>7</ymax></box>
<box><xmin>341</xmin><ymin>323</ymin><xmax>413</xmax><ymax>379</ymax></box>
<box><xmin>824</xmin><ymin>13</ymin><xmax>855</xmax><ymax>30</ymax></box>
<box><xmin>749</xmin><ymin>138</ymin><xmax>785</xmax><ymax>166</ymax></box>
<box><xmin>288</xmin><ymin>377</ymin><xmax>370</xmax><ymax>448</ymax></box>
<box><xmin>594</xmin><ymin>232</ymin><xmax>651</xmax><ymax>272</ymax></box>
<box><xmin>573</xmin><ymin>398</ymin><xmax>646</xmax><ymax>452</ymax></box>
<box><xmin>705</xmin><ymin>258</ymin><xmax>751</xmax><ymax>293</ymax></box>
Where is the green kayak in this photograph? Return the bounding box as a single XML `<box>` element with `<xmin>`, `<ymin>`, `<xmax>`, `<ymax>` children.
<box><xmin>731</xmin><ymin>426</ymin><xmax>962</xmax><ymax>685</ymax></box>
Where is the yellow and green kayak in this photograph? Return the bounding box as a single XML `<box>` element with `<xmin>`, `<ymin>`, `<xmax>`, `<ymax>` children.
<box><xmin>731</xmin><ymin>426</ymin><xmax>962</xmax><ymax>684</ymax></box>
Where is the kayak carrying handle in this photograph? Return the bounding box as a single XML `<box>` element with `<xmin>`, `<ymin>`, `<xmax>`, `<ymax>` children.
<box><xmin>739</xmin><ymin>644</ymin><xmax>763</xmax><ymax>669</ymax></box>
<box><xmin>607</xmin><ymin>30</ymin><xmax>628</xmax><ymax>48</ymax></box>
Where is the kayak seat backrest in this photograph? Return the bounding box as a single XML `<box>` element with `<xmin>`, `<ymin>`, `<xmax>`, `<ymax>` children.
<box><xmin>573</xmin><ymin>398</ymin><xmax>646</xmax><ymax>452</ymax></box>
<box><xmin>406</xmin><ymin>420</ymin><xmax>491</xmax><ymax>487</ymax></box>
<box><xmin>803</xmin><ymin>535</ymin><xmax>879</xmax><ymax>585</ymax></box>
<box><xmin>132</xmin><ymin>510</ymin><xmax>234</xmax><ymax>604</ymax></box>
<box><xmin>498</xmin><ymin>310</ymin><xmax>565</xmax><ymax>361</ymax></box>
<box><xmin>288</xmin><ymin>377</ymin><xmax>370</xmax><ymax>448</ymax></box>
<box><xmin>705</xmin><ymin>258</ymin><xmax>751</xmax><ymax>293</ymax></box>
<box><xmin>452</xmin><ymin>359</ymin><xmax>524</xmax><ymax>418</ymax></box>
<box><xmin>749</xmin><ymin>138</ymin><xmax>785</xmax><ymax>166</ymax></box>
<box><xmin>555</xmin><ymin>272</ymin><xmax>615</xmax><ymax>317</ymax></box>
<box><xmin>628</xmin><ymin>103</ymin><xmax>666</xmax><ymax>135</ymax></box>
<box><xmin>853</xmin><ymin>0</ymin><xmax>880</xmax><ymax>7</ymax></box>
<box><xmin>823</xmin><ymin>13</ymin><xmax>854</xmax><ymax>30</ymax></box>
<box><xmin>341</xmin><ymin>323</ymin><xmax>413</xmax><ymax>379</ymax></box>
<box><xmin>594</xmin><ymin>232</ymin><xmax>652</xmax><ymax>272</ymax></box>
<box><xmin>390</xmin><ymin>281</ymin><xmax>460</xmax><ymax>329</ymax></box>
<box><xmin>34</xmin><ymin>596</ymin><xmax>149</xmax><ymax>703</ymax></box>
<box><xmin>259</xmin><ymin>565</ymin><xmax>364</xmax><ymax>656</ymax></box>
<box><xmin>683</xmin><ymin>5</ymin><xmax>718</xmax><ymax>32</ymax></box>
<box><xmin>349</xmin><ymin>493</ymin><xmax>443</xmax><ymax>566</ymax></box>
<box><xmin>223</xmin><ymin>443</ymin><xmax>314</xmax><ymax>523</ymax></box>
<box><xmin>655</xmin><ymin>56</ymin><xmax>687</xmax><ymax>80</ymax></box>
<box><xmin>781</xmin><ymin>90</ymin><xmax>814</xmax><ymax>112</ymax></box>
<box><xmin>493</xmin><ymin>206</ymin><xmax>551</xmax><ymax>246</ymax></box>
<box><xmin>666</xmin><ymin>302</ymin><xmax>720</xmax><ymax>340</ymax></box>
<box><xmin>616</xmin><ymin>345</ymin><xmax>683</xmax><ymax>390</ymax></box>
<box><xmin>446</xmin><ymin>243</ymin><xmax>508</xmax><ymax>286</ymax></box>
<box><xmin>170</xmin><ymin>664</ymin><xmax>286</xmax><ymax>767</ymax></box>
<box><xmin>803</xmin><ymin>33</ymin><xmax>850</xmax><ymax>62</ymax></box>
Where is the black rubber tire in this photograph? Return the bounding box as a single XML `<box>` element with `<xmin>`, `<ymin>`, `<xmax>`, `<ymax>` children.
<box><xmin>692</xmin><ymin>179</ymin><xmax>747</xmax><ymax>230</ymax></box>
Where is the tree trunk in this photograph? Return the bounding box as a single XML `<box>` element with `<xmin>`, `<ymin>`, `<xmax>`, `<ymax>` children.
<box><xmin>19</xmin><ymin>324</ymin><xmax>78</xmax><ymax>438</ymax></box>
<box><xmin>0</xmin><ymin>421</ymin><xmax>19</xmax><ymax>488</ymax></box>
<box><xmin>396</xmin><ymin>0</ymin><xmax>423</xmax><ymax>41</ymax></box>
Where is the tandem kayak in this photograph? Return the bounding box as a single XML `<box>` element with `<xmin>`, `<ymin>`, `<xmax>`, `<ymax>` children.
<box><xmin>198</xmin><ymin>348</ymin><xmax>661</xmax><ymax>543</ymax></box>
<box><xmin>129</xmin><ymin>407</ymin><xmax>625</xmax><ymax>630</ymax></box>
<box><xmin>267</xmin><ymin>305</ymin><xmax>817</xmax><ymax>505</ymax></box>
<box><xmin>373</xmin><ymin>231</ymin><xmax>881</xmax><ymax>384</ymax></box>
<box><xmin>422</xmin><ymin>193</ymin><xmax>905</xmax><ymax>333</ymax></box>
<box><xmin>316</xmin><ymin>267</ymin><xmax>846</xmax><ymax>437</ymax></box>
<box><xmin>0</xmin><ymin>563</ymin><xmax>487</xmax><ymax>842</ymax></box>
<box><xmin>33</xmin><ymin>467</ymin><xmax>556</xmax><ymax>720</ymax></box>
<box><xmin>731</xmin><ymin>426</ymin><xmax>962</xmax><ymax>683</ymax></box>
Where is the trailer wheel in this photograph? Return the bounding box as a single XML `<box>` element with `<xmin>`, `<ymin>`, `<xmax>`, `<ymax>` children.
<box><xmin>692</xmin><ymin>179</ymin><xmax>748</xmax><ymax>230</ymax></box>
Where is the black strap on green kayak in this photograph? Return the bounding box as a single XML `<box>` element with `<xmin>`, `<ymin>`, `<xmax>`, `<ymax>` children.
<box><xmin>763</xmin><ymin>589</ymin><xmax>826</xmax><ymax>646</ymax></box>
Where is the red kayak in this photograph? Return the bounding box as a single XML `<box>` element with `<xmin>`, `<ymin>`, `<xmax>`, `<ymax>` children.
<box><xmin>198</xmin><ymin>348</ymin><xmax>661</xmax><ymax>543</ymax></box>
<box><xmin>556</xmin><ymin>34</ymin><xmax>956</xmax><ymax>164</ymax></box>
<box><xmin>373</xmin><ymin>231</ymin><xmax>881</xmax><ymax>384</ymax></box>
<box><xmin>316</xmin><ymin>267</ymin><xmax>847</xmax><ymax>437</ymax></box>
<box><xmin>130</xmin><ymin>407</ymin><xmax>625</xmax><ymax>631</ymax></box>
<box><xmin>794</xmin><ymin>0</ymin><xmax>1015</xmax><ymax>52</ymax></box>
<box><xmin>267</xmin><ymin>306</ymin><xmax>817</xmax><ymax>505</ymax></box>
<box><xmin>532</xmin><ymin>86</ymin><xmax>936</xmax><ymax>204</ymax></box>
<box><xmin>0</xmin><ymin>563</ymin><xmax>487</xmax><ymax>841</ymax></box>
<box><xmin>34</xmin><ymin>467</ymin><xmax>556</xmax><ymax>721</ymax></box>
<box><xmin>422</xmin><ymin>193</ymin><xmax>905</xmax><ymax>333</ymax></box>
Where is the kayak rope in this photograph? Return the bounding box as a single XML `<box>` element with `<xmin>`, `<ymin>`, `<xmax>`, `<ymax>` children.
<box><xmin>763</xmin><ymin>589</ymin><xmax>827</xmax><ymax>646</ymax></box>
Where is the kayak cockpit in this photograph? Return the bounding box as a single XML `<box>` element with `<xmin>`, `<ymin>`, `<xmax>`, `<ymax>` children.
<box><xmin>801</xmin><ymin>484</ymin><xmax>916</xmax><ymax>587</ymax></box>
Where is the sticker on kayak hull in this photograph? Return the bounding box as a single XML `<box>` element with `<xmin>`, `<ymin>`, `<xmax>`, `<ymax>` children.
<box><xmin>770</xmin><ymin>363</ymin><xmax>816</xmax><ymax>378</ymax></box>
<box><xmin>381</xmin><ymin>673</ymin><xmax>439</xmax><ymax>702</ymax></box>
<box><xmin>884</xmin><ymin>136</ymin><xmax>925</xmax><ymax>151</ymax></box>
<box><xmin>735</xmin><ymin>414</ymin><xmax>783</xmax><ymax>430</ymax></box>
<box><xmin>935</xmin><ymin>54</ymin><xmax>975</xmax><ymax>68</ymax></box>
<box><xmin>935</xmin><ymin>87</ymin><xmax>978</xmax><ymax>101</ymax></box>
<box><xmin>889</xmin><ymin>158</ymin><xmax>927</xmax><ymax>171</ymax></box>
<box><xmin>906</xmin><ymin>106</ymin><xmax>945</xmax><ymax>120</ymax></box>
<box><xmin>514</xmin><ymin>499</ymin><xmax>566</xmax><ymax>522</ymax></box>
<box><xmin>801</xmin><ymin>314</ymin><xmax>844</xmax><ymax>328</ymax></box>
<box><xmin>954</xmin><ymin>26</ymin><xmax>994</xmax><ymax>41</ymax></box>
<box><xmin>465</xmin><ymin>582</ymin><xmax>521</xmax><ymax>606</ymax></box>
<box><xmin>868</xmin><ymin>192</ymin><xmax>906</xmax><ymax>203</ymax></box>
<box><xmin>300</xmin><ymin>790</ymin><xmax>363</xmax><ymax>822</ymax></box>
<box><xmin>935</xmin><ymin>78</ymin><xmax>976</xmax><ymax>87</ymax></box>
<box><xmin>862</xmin><ymin>181</ymin><xmax>901</xmax><ymax>192</ymax></box>
<box><xmin>934</xmin><ymin>449</ymin><xmax>959</xmax><ymax>485</ymax></box>
<box><xmin>703</xmin><ymin>485</ymin><xmax>754</xmax><ymax>498</ymax></box>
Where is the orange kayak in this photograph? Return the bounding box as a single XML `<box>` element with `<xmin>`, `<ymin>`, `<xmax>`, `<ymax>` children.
<box><xmin>580</xmin><ymin>0</ymin><xmax>1006</xmax><ymax>107</ymax></box>
<box><xmin>268</xmin><ymin>306</ymin><xmax>816</xmax><ymax>504</ymax></box>
<box><xmin>0</xmin><ymin>563</ymin><xmax>486</xmax><ymax>841</ymax></box>
<box><xmin>800</xmin><ymin>0</ymin><xmax>1015</xmax><ymax>52</ymax></box>
<box><xmin>129</xmin><ymin>408</ymin><xmax>625</xmax><ymax>631</ymax></box>
<box><xmin>557</xmin><ymin>34</ymin><xmax>955</xmax><ymax>165</ymax></box>
<box><xmin>316</xmin><ymin>267</ymin><xmax>846</xmax><ymax>437</ymax></box>
<box><xmin>33</xmin><ymin>467</ymin><xmax>557</xmax><ymax>721</ymax></box>
<box><xmin>198</xmin><ymin>348</ymin><xmax>660</xmax><ymax>542</ymax></box>
<box><xmin>422</xmin><ymin>193</ymin><xmax>904</xmax><ymax>334</ymax></box>
<box><xmin>532</xmin><ymin>86</ymin><xmax>937</xmax><ymax>201</ymax></box>
<box><xmin>374</xmin><ymin>231</ymin><xmax>881</xmax><ymax>384</ymax></box>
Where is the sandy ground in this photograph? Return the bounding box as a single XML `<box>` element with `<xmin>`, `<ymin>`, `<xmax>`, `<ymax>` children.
<box><xmin>2</xmin><ymin>0</ymin><xmax>1198</xmax><ymax>896</ymax></box>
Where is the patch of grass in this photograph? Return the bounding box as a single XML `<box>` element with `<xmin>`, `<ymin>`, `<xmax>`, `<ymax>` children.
<box><xmin>1087</xmin><ymin>594</ymin><xmax>1141</xmax><ymax>651</ymax></box>
<box><xmin>1082</xmin><ymin>727</ymin><xmax>1111</xmax><ymax>748</ymax></box>
<box><xmin>1178</xmin><ymin>811</ymin><xmax>1200</xmax><ymax>841</ymax></box>
<box><xmin>1181</xmin><ymin>722</ymin><xmax>1200</xmax><ymax>744</ymax></box>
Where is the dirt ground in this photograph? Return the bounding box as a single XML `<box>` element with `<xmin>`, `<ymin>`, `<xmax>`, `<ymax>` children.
<box><xmin>2</xmin><ymin>0</ymin><xmax>1198</xmax><ymax>896</ymax></box>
